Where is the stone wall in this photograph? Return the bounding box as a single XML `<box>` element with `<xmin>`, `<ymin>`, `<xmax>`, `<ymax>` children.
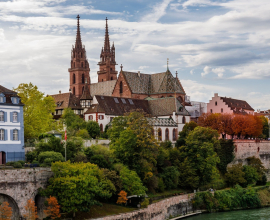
<box><xmin>90</xmin><ymin>194</ymin><xmax>194</xmax><ymax>220</ymax></box>
<box><xmin>0</xmin><ymin>168</ymin><xmax>53</xmax><ymax>219</ymax></box>
<box><xmin>229</xmin><ymin>140</ymin><xmax>270</xmax><ymax>169</ymax></box>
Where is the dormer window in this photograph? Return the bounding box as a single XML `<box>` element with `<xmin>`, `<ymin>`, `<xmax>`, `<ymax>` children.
<box><xmin>12</xmin><ymin>97</ymin><xmax>18</xmax><ymax>104</ymax></box>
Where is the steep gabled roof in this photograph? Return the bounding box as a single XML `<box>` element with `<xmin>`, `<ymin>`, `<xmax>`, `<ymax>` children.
<box><xmin>80</xmin><ymin>83</ymin><xmax>92</xmax><ymax>100</ymax></box>
<box><xmin>0</xmin><ymin>85</ymin><xmax>16</xmax><ymax>94</ymax></box>
<box><xmin>90</xmin><ymin>80</ymin><xmax>117</xmax><ymax>96</ymax></box>
<box><xmin>50</xmin><ymin>92</ymin><xmax>82</xmax><ymax>110</ymax></box>
<box><xmin>220</xmin><ymin>97</ymin><xmax>254</xmax><ymax>111</ymax></box>
<box><xmin>121</xmin><ymin>70</ymin><xmax>186</xmax><ymax>95</ymax></box>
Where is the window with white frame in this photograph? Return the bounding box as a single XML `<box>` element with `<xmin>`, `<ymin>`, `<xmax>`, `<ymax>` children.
<box><xmin>13</xmin><ymin>130</ymin><xmax>18</xmax><ymax>141</ymax></box>
<box><xmin>13</xmin><ymin>112</ymin><xmax>18</xmax><ymax>122</ymax></box>
<box><xmin>0</xmin><ymin>129</ymin><xmax>4</xmax><ymax>140</ymax></box>
<box><xmin>98</xmin><ymin>115</ymin><xmax>104</xmax><ymax>120</ymax></box>
<box><xmin>0</xmin><ymin>112</ymin><xmax>4</xmax><ymax>122</ymax></box>
<box><xmin>13</xmin><ymin>98</ymin><xmax>17</xmax><ymax>104</ymax></box>
<box><xmin>0</xmin><ymin>96</ymin><xmax>3</xmax><ymax>103</ymax></box>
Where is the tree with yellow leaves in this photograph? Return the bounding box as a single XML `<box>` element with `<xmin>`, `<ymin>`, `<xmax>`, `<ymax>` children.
<box><xmin>44</xmin><ymin>196</ymin><xmax>61</xmax><ymax>219</ymax></box>
<box><xmin>23</xmin><ymin>199</ymin><xmax>38</xmax><ymax>220</ymax></box>
<box><xmin>0</xmin><ymin>201</ymin><xmax>12</xmax><ymax>220</ymax></box>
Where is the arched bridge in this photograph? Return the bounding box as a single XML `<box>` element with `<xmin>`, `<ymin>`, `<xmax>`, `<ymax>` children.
<box><xmin>0</xmin><ymin>168</ymin><xmax>53</xmax><ymax>220</ymax></box>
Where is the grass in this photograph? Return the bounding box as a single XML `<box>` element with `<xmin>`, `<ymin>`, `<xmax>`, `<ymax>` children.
<box><xmin>61</xmin><ymin>203</ymin><xmax>137</xmax><ymax>219</ymax></box>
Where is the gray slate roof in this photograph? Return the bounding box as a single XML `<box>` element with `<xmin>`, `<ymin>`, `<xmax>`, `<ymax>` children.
<box><xmin>148</xmin><ymin>118</ymin><xmax>178</xmax><ymax>127</ymax></box>
<box><xmin>90</xmin><ymin>80</ymin><xmax>117</xmax><ymax>96</ymax></box>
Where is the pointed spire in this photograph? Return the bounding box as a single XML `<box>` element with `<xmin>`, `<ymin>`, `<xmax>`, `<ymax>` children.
<box><xmin>104</xmin><ymin>17</ymin><xmax>110</xmax><ymax>52</ymax></box>
<box><xmin>75</xmin><ymin>15</ymin><xmax>82</xmax><ymax>48</ymax></box>
<box><xmin>175</xmin><ymin>71</ymin><xmax>178</xmax><ymax>78</ymax></box>
<box><xmin>120</xmin><ymin>64</ymin><xmax>123</xmax><ymax>71</ymax></box>
<box><xmin>167</xmin><ymin>58</ymin><xmax>169</xmax><ymax>71</ymax></box>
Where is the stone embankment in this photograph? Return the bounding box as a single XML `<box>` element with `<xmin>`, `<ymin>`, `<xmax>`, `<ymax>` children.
<box><xmin>90</xmin><ymin>194</ymin><xmax>194</xmax><ymax>220</ymax></box>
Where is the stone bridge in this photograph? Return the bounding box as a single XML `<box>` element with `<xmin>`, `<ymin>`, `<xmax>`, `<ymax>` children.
<box><xmin>0</xmin><ymin>168</ymin><xmax>53</xmax><ymax>220</ymax></box>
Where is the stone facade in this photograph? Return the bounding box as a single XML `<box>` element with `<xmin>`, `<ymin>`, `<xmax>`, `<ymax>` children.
<box><xmin>0</xmin><ymin>168</ymin><xmax>53</xmax><ymax>219</ymax></box>
<box><xmin>90</xmin><ymin>194</ymin><xmax>194</xmax><ymax>220</ymax></box>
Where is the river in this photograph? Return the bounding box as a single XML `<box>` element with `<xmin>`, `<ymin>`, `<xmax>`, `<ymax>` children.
<box><xmin>185</xmin><ymin>207</ymin><xmax>270</xmax><ymax>220</ymax></box>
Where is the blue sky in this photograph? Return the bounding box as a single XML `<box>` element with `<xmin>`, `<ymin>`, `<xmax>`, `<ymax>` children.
<box><xmin>0</xmin><ymin>0</ymin><xmax>270</xmax><ymax>110</ymax></box>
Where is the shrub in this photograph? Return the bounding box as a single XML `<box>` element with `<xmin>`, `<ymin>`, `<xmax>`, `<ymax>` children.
<box><xmin>74</xmin><ymin>152</ymin><xmax>88</xmax><ymax>163</ymax></box>
<box><xmin>257</xmin><ymin>174</ymin><xmax>267</xmax><ymax>186</ymax></box>
<box><xmin>38</xmin><ymin>151</ymin><xmax>64</xmax><ymax>164</ymax></box>
<box><xmin>243</xmin><ymin>165</ymin><xmax>259</xmax><ymax>186</ymax></box>
<box><xmin>13</xmin><ymin>162</ymin><xmax>22</xmax><ymax>168</ymax></box>
<box><xmin>6</xmin><ymin>162</ymin><xmax>14</xmax><ymax>166</ymax></box>
<box><xmin>32</xmin><ymin>160</ymin><xmax>39</xmax><ymax>165</ymax></box>
<box><xmin>17</xmin><ymin>160</ymin><xmax>25</xmax><ymax>166</ymax></box>
<box><xmin>76</xmin><ymin>129</ymin><xmax>90</xmax><ymax>139</ymax></box>
<box><xmin>161</xmin><ymin>166</ymin><xmax>179</xmax><ymax>190</ymax></box>
<box><xmin>90</xmin><ymin>155</ymin><xmax>109</xmax><ymax>168</ymax></box>
<box><xmin>26</xmin><ymin>151</ymin><xmax>37</xmax><ymax>163</ymax></box>
<box><xmin>86</xmin><ymin>121</ymin><xmax>100</xmax><ymax>139</ymax></box>
<box><xmin>141</xmin><ymin>198</ymin><xmax>149</xmax><ymax>208</ymax></box>
<box><xmin>44</xmin><ymin>158</ymin><xmax>53</xmax><ymax>166</ymax></box>
<box><xmin>66</xmin><ymin>137</ymin><xmax>84</xmax><ymax>161</ymax></box>
<box><xmin>225</xmin><ymin>164</ymin><xmax>246</xmax><ymax>187</ymax></box>
<box><xmin>157</xmin><ymin>178</ymin><xmax>165</xmax><ymax>193</ymax></box>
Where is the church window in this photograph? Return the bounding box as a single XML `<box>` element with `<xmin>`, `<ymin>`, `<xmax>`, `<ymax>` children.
<box><xmin>82</xmin><ymin>86</ymin><xmax>84</xmax><ymax>93</ymax></box>
<box><xmin>182</xmin><ymin>116</ymin><xmax>186</xmax><ymax>124</ymax></box>
<box><xmin>165</xmin><ymin>128</ymin><xmax>169</xmax><ymax>141</ymax></box>
<box><xmin>73</xmin><ymin>74</ymin><xmax>76</xmax><ymax>84</ymax></box>
<box><xmin>120</xmin><ymin>81</ymin><xmax>123</xmax><ymax>94</ymax></box>
<box><xmin>82</xmin><ymin>74</ymin><xmax>85</xmax><ymax>83</ymax></box>
<box><xmin>111</xmin><ymin>77</ymin><xmax>113</xmax><ymax>80</ymax></box>
<box><xmin>158</xmin><ymin>128</ymin><xmax>162</xmax><ymax>141</ymax></box>
<box><xmin>173</xmin><ymin>129</ymin><xmax>177</xmax><ymax>141</ymax></box>
<box><xmin>100</xmin><ymin>124</ymin><xmax>103</xmax><ymax>132</ymax></box>
<box><xmin>73</xmin><ymin>87</ymin><xmax>75</xmax><ymax>95</ymax></box>
<box><xmin>210</xmin><ymin>109</ymin><xmax>213</xmax><ymax>113</ymax></box>
<box><xmin>73</xmin><ymin>62</ymin><xmax>75</xmax><ymax>68</ymax></box>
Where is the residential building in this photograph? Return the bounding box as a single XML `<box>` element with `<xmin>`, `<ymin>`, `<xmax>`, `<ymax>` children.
<box><xmin>0</xmin><ymin>85</ymin><xmax>24</xmax><ymax>164</ymax></box>
<box><xmin>207</xmin><ymin>93</ymin><xmax>254</xmax><ymax>115</ymax></box>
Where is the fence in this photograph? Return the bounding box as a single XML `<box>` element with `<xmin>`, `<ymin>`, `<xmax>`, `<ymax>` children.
<box><xmin>7</xmin><ymin>152</ymin><xmax>25</xmax><ymax>162</ymax></box>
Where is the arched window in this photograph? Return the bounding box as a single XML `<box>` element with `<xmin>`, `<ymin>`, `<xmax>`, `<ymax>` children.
<box><xmin>73</xmin><ymin>62</ymin><xmax>76</xmax><ymax>68</ymax></box>
<box><xmin>13</xmin><ymin>129</ymin><xmax>18</xmax><ymax>141</ymax></box>
<box><xmin>111</xmin><ymin>77</ymin><xmax>113</xmax><ymax>80</ymax></box>
<box><xmin>88</xmin><ymin>115</ymin><xmax>93</xmax><ymax>120</ymax></box>
<box><xmin>158</xmin><ymin>128</ymin><xmax>162</xmax><ymax>141</ymax></box>
<box><xmin>82</xmin><ymin>86</ymin><xmax>84</xmax><ymax>93</ymax></box>
<box><xmin>165</xmin><ymin>128</ymin><xmax>169</xmax><ymax>141</ymax></box>
<box><xmin>73</xmin><ymin>74</ymin><xmax>76</xmax><ymax>84</ymax></box>
<box><xmin>73</xmin><ymin>87</ymin><xmax>75</xmax><ymax>95</ymax></box>
<box><xmin>100</xmin><ymin>124</ymin><xmax>103</xmax><ymax>132</ymax></box>
<box><xmin>120</xmin><ymin>81</ymin><xmax>123</xmax><ymax>94</ymax></box>
<box><xmin>81</xmin><ymin>62</ymin><xmax>83</xmax><ymax>68</ymax></box>
<box><xmin>82</xmin><ymin>74</ymin><xmax>85</xmax><ymax>83</ymax></box>
<box><xmin>173</xmin><ymin>129</ymin><xmax>177</xmax><ymax>141</ymax></box>
<box><xmin>0</xmin><ymin>129</ymin><xmax>4</xmax><ymax>140</ymax></box>
<box><xmin>182</xmin><ymin>116</ymin><xmax>186</xmax><ymax>124</ymax></box>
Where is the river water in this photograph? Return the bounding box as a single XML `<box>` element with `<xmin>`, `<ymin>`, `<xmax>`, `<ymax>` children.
<box><xmin>185</xmin><ymin>207</ymin><xmax>270</xmax><ymax>220</ymax></box>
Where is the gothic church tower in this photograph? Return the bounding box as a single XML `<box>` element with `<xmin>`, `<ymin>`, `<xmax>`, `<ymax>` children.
<box><xmin>97</xmin><ymin>18</ymin><xmax>118</xmax><ymax>82</ymax></box>
<box><xmin>69</xmin><ymin>15</ymin><xmax>90</xmax><ymax>98</ymax></box>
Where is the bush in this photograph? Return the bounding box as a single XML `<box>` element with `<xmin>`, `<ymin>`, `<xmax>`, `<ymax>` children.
<box><xmin>90</xmin><ymin>155</ymin><xmax>109</xmax><ymax>168</ymax></box>
<box><xmin>225</xmin><ymin>164</ymin><xmax>246</xmax><ymax>187</ymax></box>
<box><xmin>257</xmin><ymin>174</ymin><xmax>267</xmax><ymax>186</ymax></box>
<box><xmin>38</xmin><ymin>151</ymin><xmax>64</xmax><ymax>164</ymax></box>
<box><xmin>13</xmin><ymin>162</ymin><xmax>22</xmax><ymax>168</ymax></box>
<box><xmin>66</xmin><ymin>137</ymin><xmax>84</xmax><ymax>161</ymax></box>
<box><xmin>6</xmin><ymin>162</ymin><xmax>14</xmax><ymax>166</ymax></box>
<box><xmin>157</xmin><ymin>178</ymin><xmax>165</xmax><ymax>193</ymax></box>
<box><xmin>76</xmin><ymin>129</ymin><xmax>90</xmax><ymax>139</ymax></box>
<box><xmin>86</xmin><ymin>121</ymin><xmax>100</xmax><ymax>139</ymax></box>
<box><xmin>26</xmin><ymin>151</ymin><xmax>37</xmax><ymax>163</ymax></box>
<box><xmin>74</xmin><ymin>152</ymin><xmax>88</xmax><ymax>163</ymax></box>
<box><xmin>32</xmin><ymin>160</ymin><xmax>39</xmax><ymax>165</ymax></box>
<box><xmin>141</xmin><ymin>198</ymin><xmax>149</xmax><ymax>208</ymax></box>
<box><xmin>17</xmin><ymin>160</ymin><xmax>25</xmax><ymax>166</ymax></box>
<box><xmin>243</xmin><ymin>165</ymin><xmax>259</xmax><ymax>186</ymax></box>
<box><xmin>44</xmin><ymin>158</ymin><xmax>53</xmax><ymax>166</ymax></box>
<box><xmin>161</xmin><ymin>166</ymin><xmax>179</xmax><ymax>190</ymax></box>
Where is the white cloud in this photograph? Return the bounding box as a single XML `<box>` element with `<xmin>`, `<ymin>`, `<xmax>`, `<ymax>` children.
<box><xmin>190</xmin><ymin>69</ymin><xmax>194</xmax><ymax>75</ymax></box>
<box><xmin>212</xmin><ymin>67</ymin><xmax>224</xmax><ymax>78</ymax></box>
<box><xmin>201</xmin><ymin>66</ymin><xmax>211</xmax><ymax>77</ymax></box>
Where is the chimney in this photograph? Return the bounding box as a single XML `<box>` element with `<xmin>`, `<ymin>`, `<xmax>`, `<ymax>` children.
<box><xmin>59</xmin><ymin>90</ymin><xmax>61</xmax><ymax>94</ymax></box>
<box><xmin>214</xmin><ymin>93</ymin><xmax>218</xmax><ymax>97</ymax></box>
<box><xmin>138</xmin><ymin>71</ymin><xmax>140</xmax><ymax>77</ymax></box>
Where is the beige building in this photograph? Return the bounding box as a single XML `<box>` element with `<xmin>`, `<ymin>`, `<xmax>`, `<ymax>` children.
<box><xmin>207</xmin><ymin>93</ymin><xmax>254</xmax><ymax>115</ymax></box>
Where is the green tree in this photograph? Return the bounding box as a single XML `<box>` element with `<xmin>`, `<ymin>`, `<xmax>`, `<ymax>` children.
<box><xmin>247</xmin><ymin>156</ymin><xmax>267</xmax><ymax>182</ymax></box>
<box><xmin>259</xmin><ymin>116</ymin><xmax>269</xmax><ymax>139</ymax></box>
<box><xmin>66</xmin><ymin>137</ymin><xmax>84</xmax><ymax>161</ymax></box>
<box><xmin>61</xmin><ymin>108</ymin><xmax>86</xmax><ymax>136</ymax></box>
<box><xmin>216</xmin><ymin>139</ymin><xmax>235</xmax><ymax>174</ymax></box>
<box><xmin>160</xmin><ymin>166</ymin><xmax>180</xmax><ymax>190</ymax></box>
<box><xmin>243</xmin><ymin>165</ymin><xmax>259</xmax><ymax>186</ymax></box>
<box><xmin>175</xmin><ymin>121</ymin><xmax>198</xmax><ymax>148</ymax></box>
<box><xmin>43</xmin><ymin>161</ymin><xmax>115</xmax><ymax>216</ymax></box>
<box><xmin>86</xmin><ymin>121</ymin><xmax>100</xmax><ymax>139</ymax></box>
<box><xmin>109</xmin><ymin>111</ymin><xmax>159</xmax><ymax>181</ymax></box>
<box><xmin>114</xmin><ymin>164</ymin><xmax>147</xmax><ymax>196</ymax></box>
<box><xmin>14</xmin><ymin>83</ymin><xmax>56</xmax><ymax>140</ymax></box>
<box><xmin>178</xmin><ymin>127</ymin><xmax>220</xmax><ymax>189</ymax></box>
<box><xmin>225</xmin><ymin>164</ymin><xmax>246</xmax><ymax>187</ymax></box>
<box><xmin>76</xmin><ymin>129</ymin><xmax>90</xmax><ymax>139</ymax></box>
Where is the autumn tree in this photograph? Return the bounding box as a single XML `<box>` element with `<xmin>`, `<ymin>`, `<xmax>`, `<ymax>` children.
<box><xmin>0</xmin><ymin>201</ymin><xmax>12</xmax><ymax>220</ymax></box>
<box><xmin>23</xmin><ymin>199</ymin><xmax>38</xmax><ymax>220</ymax></box>
<box><xmin>116</xmin><ymin>191</ymin><xmax>128</xmax><ymax>205</ymax></box>
<box><xmin>14</xmin><ymin>83</ymin><xmax>56</xmax><ymax>140</ymax></box>
<box><xmin>44</xmin><ymin>196</ymin><xmax>61</xmax><ymax>219</ymax></box>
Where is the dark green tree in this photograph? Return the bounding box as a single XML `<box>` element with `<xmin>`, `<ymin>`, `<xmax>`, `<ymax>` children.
<box><xmin>175</xmin><ymin>121</ymin><xmax>197</xmax><ymax>147</ymax></box>
<box><xmin>225</xmin><ymin>164</ymin><xmax>246</xmax><ymax>187</ymax></box>
<box><xmin>216</xmin><ymin>139</ymin><xmax>235</xmax><ymax>174</ymax></box>
<box><xmin>86</xmin><ymin>121</ymin><xmax>100</xmax><ymax>139</ymax></box>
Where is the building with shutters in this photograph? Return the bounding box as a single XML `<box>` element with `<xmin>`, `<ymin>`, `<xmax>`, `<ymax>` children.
<box><xmin>0</xmin><ymin>85</ymin><xmax>25</xmax><ymax>164</ymax></box>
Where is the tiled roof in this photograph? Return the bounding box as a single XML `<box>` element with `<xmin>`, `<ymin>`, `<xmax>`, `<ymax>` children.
<box><xmin>50</xmin><ymin>92</ymin><xmax>82</xmax><ymax>110</ymax></box>
<box><xmin>148</xmin><ymin>97</ymin><xmax>190</xmax><ymax>117</ymax></box>
<box><xmin>0</xmin><ymin>85</ymin><xmax>16</xmax><ymax>94</ymax></box>
<box><xmin>0</xmin><ymin>85</ymin><xmax>22</xmax><ymax>105</ymax></box>
<box><xmin>90</xmin><ymin>80</ymin><xmax>117</xmax><ymax>96</ymax></box>
<box><xmin>122</xmin><ymin>70</ymin><xmax>185</xmax><ymax>95</ymax></box>
<box><xmin>220</xmin><ymin>97</ymin><xmax>254</xmax><ymax>111</ymax></box>
<box><xmin>88</xmin><ymin>95</ymin><xmax>151</xmax><ymax>116</ymax></box>
<box><xmin>148</xmin><ymin>118</ymin><xmax>178</xmax><ymax>127</ymax></box>
<box><xmin>84</xmin><ymin>104</ymin><xmax>105</xmax><ymax>114</ymax></box>
<box><xmin>80</xmin><ymin>83</ymin><xmax>92</xmax><ymax>100</ymax></box>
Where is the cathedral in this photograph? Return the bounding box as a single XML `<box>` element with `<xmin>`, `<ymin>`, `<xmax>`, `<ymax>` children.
<box><xmin>50</xmin><ymin>15</ymin><xmax>191</xmax><ymax>142</ymax></box>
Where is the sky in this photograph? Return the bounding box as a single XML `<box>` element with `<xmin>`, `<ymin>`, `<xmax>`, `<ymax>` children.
<box><xmin>0</xmin><ymin>0</ymin><xmax>270</xmax><ymax>110</ymax></box>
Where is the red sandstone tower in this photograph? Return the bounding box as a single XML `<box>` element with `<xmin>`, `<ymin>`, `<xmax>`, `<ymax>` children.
<box><xmin>97</xmin><ymin>18</ymin><xmax>118</xmax><ymax>82</ymax></box>
<box><xmin>69</xmin><ymin>15</ymin><xmax>90</xmax><ymax>98</ymax></box>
